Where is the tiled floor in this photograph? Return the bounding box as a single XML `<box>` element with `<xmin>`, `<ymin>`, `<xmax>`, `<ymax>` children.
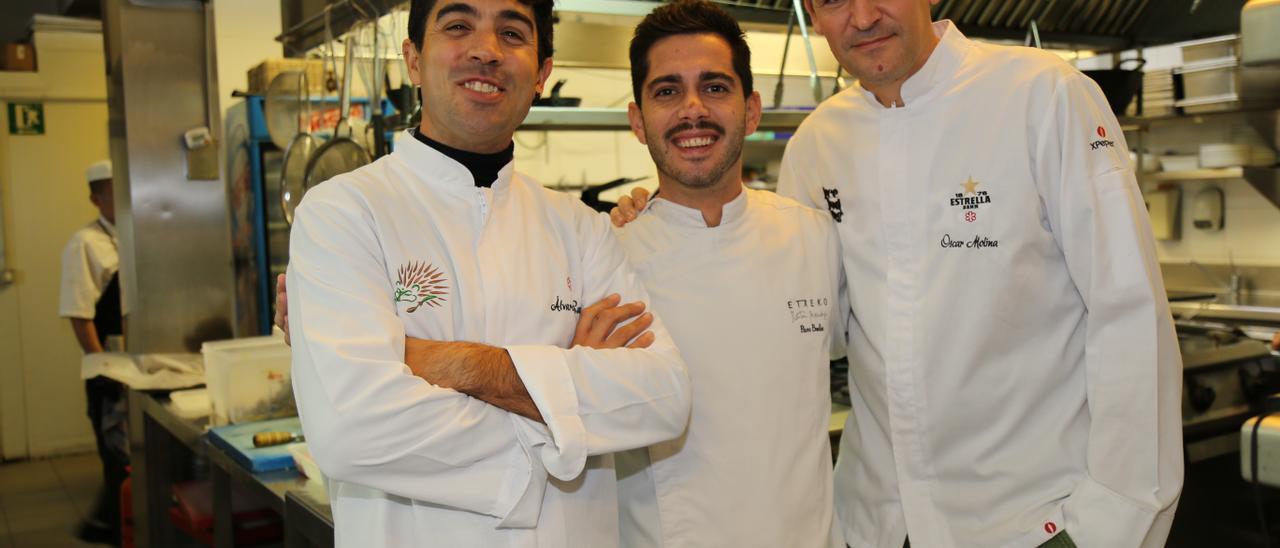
<box><xmin>0</xmin><ymin>452</ymin><xmax>107</xmax><ymax>547</ymax></box>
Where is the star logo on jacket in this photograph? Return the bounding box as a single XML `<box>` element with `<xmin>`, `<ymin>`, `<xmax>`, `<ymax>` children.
<box><xmin>949</xmin><ymin>176</ymin><xmax>991</xmax><ymax>220</ymax></box>
<box><xmin>821</xmin><ymin>187</ymin><xmax>844</xmax><ymax>223</ymax></box>
<box><xmin>394</xmin><ymin>261</ymin><xmax>449</xmax><ymax>313</ymax></box>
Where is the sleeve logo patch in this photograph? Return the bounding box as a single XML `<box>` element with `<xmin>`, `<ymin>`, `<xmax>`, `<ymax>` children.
<box><xmin>1089</xmin><ymin>125</ymin><xmax>1115</xmax><ymax>150</ymax></box>
<box><xmin>822</xmin><ymin>187</ymin><xmax>844</xmax><ymax>223</ymax></box>
<box><xmin>394</xmin><ymin>261</ymin><xmax>449</xmax><ymax>313</ymax></box>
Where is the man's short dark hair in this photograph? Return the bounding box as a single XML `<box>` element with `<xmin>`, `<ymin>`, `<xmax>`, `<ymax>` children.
<box><xmin>89</xmin><ymin>180</ymin><xmax>110</xmax><ymax>195</ymax></box>
<box><xmin>408</xmin><ymin>0</ymin><xmax>555</xmax><ymax>65</ymax></box>
<box><xmin>629</xmin><ymin>0</ymin><xmax>753</xmax><ymax>106</ymax></box>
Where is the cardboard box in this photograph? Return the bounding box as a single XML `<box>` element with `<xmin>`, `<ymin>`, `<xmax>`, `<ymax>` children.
<box><xmin>3</xmin><ymin>43</ymin><xmax>36</xmax><ymax>72</ymax></box>
<box><xmin>247</xmin><ymin>58</ymin><xmax>326</xmax><ymax>95</ymax></box>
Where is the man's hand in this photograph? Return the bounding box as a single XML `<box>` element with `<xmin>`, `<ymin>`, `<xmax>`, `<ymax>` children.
<box><xmin>609</xmin><ymin>187</ymin><xmax>651</xmax><ymax>227</ymax></box>
<box><xmin>1272</xmin><ymin>330</ymin><xmax>1279</xmax><ymax>352</ymax></box>
<box><xmin>275</xmin><ymin>273</ymin><xmax>291</xmax><ymax>345</ymax></box>
<box><xmin>571</xmin><ymin>293</ymin><xmax>655</xmax><ymax>349</ymax></box>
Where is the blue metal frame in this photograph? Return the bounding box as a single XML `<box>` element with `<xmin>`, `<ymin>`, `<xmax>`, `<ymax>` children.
<box><xmin>237</xmin><ymin>95</ymin><xmax>398</xmax><ymax>334</ymax></box>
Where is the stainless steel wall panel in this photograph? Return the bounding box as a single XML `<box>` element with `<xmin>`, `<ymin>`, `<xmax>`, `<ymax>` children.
<box><xmin>105</xmin><ymin>0</ymin><xmax>236</xmax><ymax>353</ymax></box>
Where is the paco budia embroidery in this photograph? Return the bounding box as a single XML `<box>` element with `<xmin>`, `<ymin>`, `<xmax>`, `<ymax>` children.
<box><xmin>395</xmin><ymin>261</ymin><xmax>449</xmax><ymax>313</ymax></box>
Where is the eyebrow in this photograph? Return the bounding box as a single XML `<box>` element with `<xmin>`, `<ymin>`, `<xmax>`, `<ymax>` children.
<box><xmin>646</xmin><ymin>71</ymin><xmax>735</xmax><ymax>91</ymax></box>
<box><xmin>498</xmin><ymin>9</ymin><xmax>536</xmax><ymax>30</ymax></box>
<box><xmin>434</xmin><ymin>3</ymin><xmax>536</xmax><ymax>32</ymax></box>
<box><xmin>434</xmin><ymin>3</ymin><xmax>478</xmax><ymax>20</ymax></box>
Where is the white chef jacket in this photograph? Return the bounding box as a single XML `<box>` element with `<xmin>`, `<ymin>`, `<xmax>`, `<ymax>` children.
<box><xmin>287</xmin><ymin>131</ymin><xmax>691</xmax><ymax>548</ymax></box>
<box><xmin>777</xmin><ymin>21</ymin><xmax>1182</xmax><ymax>548</ymax></box>
<box><xmin>59</xmin><ymin>216</ymin><xmax>120</xmax><ymax>319</ymax></box>
<box><xmin>613</xmin><ymin>189</ymin><xmax>846</xmax><ymax>548</ymax></box>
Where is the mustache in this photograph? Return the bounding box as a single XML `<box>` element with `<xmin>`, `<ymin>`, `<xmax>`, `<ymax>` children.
<box><xmin>844</xmin><ymin>21</ymin><xmax>895</xmax><ymax>46</ymax></box>
<box><xmin>664</xmin><ymin>121</ymin><xmax>725</xmax><ymax>141</ymax></box>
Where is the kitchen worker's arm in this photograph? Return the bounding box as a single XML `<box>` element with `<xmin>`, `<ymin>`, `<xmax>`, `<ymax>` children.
<box><xmin>1032</xmin><ymin>69</ymin><xmax>1183</xmax><ymax>548</ymax></box>
<box><xmin>60</xmin><ymin>236</ymin><xmax>105</xmax><ymax>354</ymax></box>
<box><xmin>288</xmin><ymin>188</ymin><xmax>551</xmax><ymax>527</ymax></box>
<box><xmin>70</xmin><ymin>318</ymin><xmax>103</xmax><ymax>354</ymax></box>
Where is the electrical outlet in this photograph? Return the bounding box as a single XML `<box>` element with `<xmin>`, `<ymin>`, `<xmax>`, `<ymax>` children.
<box><xmin>1241</xmin><ymin>415</ymin><xmax>1280</xmax><ymax>488</ymax></box>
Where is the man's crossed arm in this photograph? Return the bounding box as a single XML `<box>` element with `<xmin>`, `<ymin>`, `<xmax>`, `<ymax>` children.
<box><xmin>275</xmin><ymin>274</ymin><xmax>656</xmax><ymax>423</ymax></box>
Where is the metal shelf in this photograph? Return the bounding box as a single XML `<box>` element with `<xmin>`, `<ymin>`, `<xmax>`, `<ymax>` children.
<box><xmin>1142</xmin><ymin>167</ymin><xmax>1244</xmax><ymax>182</ymax></box>
<box><xmin>518</xmin><ymin>107</ymin><xmax>809</xmax><ymax>131</ymax></box>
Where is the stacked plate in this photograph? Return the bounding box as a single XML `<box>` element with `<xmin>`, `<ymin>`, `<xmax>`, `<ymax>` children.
<box><xmin>1199</xmin><ymin>143</ymin><xmax>1277</xmax><ymax>168</ymax></box>
<box><xmin>1141</xmin><ymin>68</ymin><xmax>1176</xmax><ymax>117</ymax></box>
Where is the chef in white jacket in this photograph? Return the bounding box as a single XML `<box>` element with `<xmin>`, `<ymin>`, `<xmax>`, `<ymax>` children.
<box><xmin>286</xmin><ymin>0</ymin><xmax>690</xmax><ymax>546</ymax></box>
<box><xmin>612</xmin><ymin>2</ymin><xmax>844</xmax><ymax>547</ymax></box>
<box><xmin>776</xmin><ymin>1</ymin><xmax>1183</xmax><ymax>547</ymax></box>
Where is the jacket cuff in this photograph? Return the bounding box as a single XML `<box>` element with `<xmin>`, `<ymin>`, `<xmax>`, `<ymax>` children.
<box><xmin>506</xmin><ymin>344</ymin><xmax>588</xmax><ymax>481</ymax></box>
<box><xmin>1062</xmin><ymin>476</ymin><xmax>1159</xmax><ymax>547</ymax></box>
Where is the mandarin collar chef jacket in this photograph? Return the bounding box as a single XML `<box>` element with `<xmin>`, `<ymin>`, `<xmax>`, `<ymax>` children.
<box><xmin>614</xmin><ymin>188</ymin><xmax>846</xmax><ymax>548</ymax></box>
<box><xmin>287</xmin><ymin>131</ymin><xmax>691</xmax><ymax>547</ymax></box>
<box><xmin>778</xmin><ymin>21</ymin><xmax>1182</xmax><ymax>548</ymax></box>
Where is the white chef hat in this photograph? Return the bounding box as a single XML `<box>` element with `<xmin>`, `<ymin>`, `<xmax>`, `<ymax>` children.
<box><xmin>85</xmin><ymin>160</ymin><xmax>112</xmax><ymax>184</ymax></box>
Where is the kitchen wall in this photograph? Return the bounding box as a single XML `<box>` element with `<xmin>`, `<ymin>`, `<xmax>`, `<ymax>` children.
<box><xmin>213</xmin><ymin>0</ymin><xmax>283</xmax><ymax>120</ymax></box>
<box><xmin>0</xmin><ymin>2</ymin><xmax>284</xmax><ymax>460</ymax></box>
<box><xmin>1080</xmin><ymin>41</ymin><xmax>1280</xmax><ymax>269</ymax></box>
<box><xmin>0</xmin><ymin>28</ymin><xmax>110</xmax><ymax>460</ymax></box>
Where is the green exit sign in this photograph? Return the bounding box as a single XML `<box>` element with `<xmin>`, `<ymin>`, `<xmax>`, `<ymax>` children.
<box><xmin>8</xmin><ymin>102</ymin><xmax>44</xmax><ymax>135</ymax></box>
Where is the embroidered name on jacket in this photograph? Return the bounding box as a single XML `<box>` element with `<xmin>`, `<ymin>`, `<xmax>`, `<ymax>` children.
<box><xmin>394</xmin><ymin>262</ymin><xmax>449</xmax><ymax>313</ymax></box>
<box><xmin>940</xmin><ymin>234</ymin><xmax>1001</xmax><ymax>249</ymax></box>
<box><xmin>550</xmin><ymin>296</ymin><xmax>581</xmax><ymax>314</ymax></box>
<box><xmin>788</xmin><ymin>297</ymin><xmax>829</xmax><ymax>334</ymax></box>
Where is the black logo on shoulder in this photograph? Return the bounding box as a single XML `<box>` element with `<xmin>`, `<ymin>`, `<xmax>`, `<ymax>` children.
<box><xmin>822</xmin><ymin>187</ymin><xmax>843</xmax><ymax>223</ymax></box>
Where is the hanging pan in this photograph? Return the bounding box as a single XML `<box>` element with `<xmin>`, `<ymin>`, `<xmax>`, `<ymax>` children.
<box><xmin>279</xmin><ymin>70</ymin><xmax>316</xmax><ymax>225</ymax></box>
<box><xmin>304</xmin><ymin>34</ymin><xmax>371</xmax><ymax>193</ymax></box>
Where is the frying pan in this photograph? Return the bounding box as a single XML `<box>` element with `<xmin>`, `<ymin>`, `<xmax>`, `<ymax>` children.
<box><xmin>304</xmin><ymin>34</ymin><xmax>371</xmax><ymax>192</ymax></box>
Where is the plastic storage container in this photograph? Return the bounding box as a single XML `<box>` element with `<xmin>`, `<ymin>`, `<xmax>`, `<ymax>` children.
<box><xmin>201</xmin><ymin>335</ymin><xmax>294</xmax><ymax>425</ymax></box>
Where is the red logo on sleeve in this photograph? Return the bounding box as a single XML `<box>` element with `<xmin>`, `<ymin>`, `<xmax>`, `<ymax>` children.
<box><xmin>1096</xmin><ymin>126</ymin><xmax>1106</xmax><ymax>138</ymax></box>
<box><xmin>1044</xmin><ymin>521</ymin><xmax>1058</xmax><ymax>534</ymax></box>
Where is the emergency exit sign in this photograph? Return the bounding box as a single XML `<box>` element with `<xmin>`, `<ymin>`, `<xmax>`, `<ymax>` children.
<box><xmin>7</xmin><ymin>102</ymin><xmax>44</xmax><ymax>135</ymax></box>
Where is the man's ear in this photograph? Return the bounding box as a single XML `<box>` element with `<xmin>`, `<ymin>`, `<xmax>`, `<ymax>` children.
<box><xmin>534</xmin><ymin>57</ymin><xmax>553</xmax><ymax>97</ymax></box>
<box><xmin>627</xmin><ymin>101</ymin><xmax>647</xmax><ymax>145</ymax></box>
<box><xmin>403</xmin><ymin>38</ymin><xmax>423</xmax><ymax>87</ymax></box>
<box><xmin>745</xmin><ymin>91</ymin><xmax>762</xmax><ymax>136</ymax></box>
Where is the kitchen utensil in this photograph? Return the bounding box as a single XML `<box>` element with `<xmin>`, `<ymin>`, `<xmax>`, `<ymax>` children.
<box><xmin>252</xmin><ymin>431</ymin><xmax>305</xmax><ymax>447</ymax></box>
<box><xmin>304</xmin><ymin>34</ymin><xmax>372</xmax><ymax>192</ymax></box>
<box><xmin>579</xmin><ymin>176</ymin><xmax>649</xmax><ymax>213</ymax></box>
<box><xmin>533</xmin><ymin>80</ymin><xmax>581</xmax><ymax>107</ymax></box>
<box><xmin>280</xmin><ymin>69</ymin><xmax>317</xmax><ymax>225</ymax></box>
<box><xmin>1160</xmin><ymin>154</ymin><xmax>1200</xmax><ymax>172</ymax></box>
<box><xmin>264</xmin><ymin>70</ymin><xmax>306</xmax><ymax>150</ymax></box>
<box><xmin>1083</xmin><ymin>58</ymin><xmax>1146</xmax><ymax>116</ymax></box>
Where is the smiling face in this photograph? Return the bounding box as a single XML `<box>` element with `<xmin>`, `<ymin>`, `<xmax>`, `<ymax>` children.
<box><xmin>628</xmin><ymin>33</ymin><xmax>761</xmax><ymax>195</ymax></box>
<box><xmin>403</xmin><ymin>0</ymin><xmax>552</xmax><ymax>153</ymax></box>
<box><xmin>805</xmin><ymin>0</ymin><xmax>939</xmax><ymax>93</ymax></box>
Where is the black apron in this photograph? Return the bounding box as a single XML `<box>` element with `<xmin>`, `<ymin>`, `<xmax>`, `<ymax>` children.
<box><xmin>84</xmin><ymin>219</ymin><xmax>128</xmax><ymax>534</ymax></box>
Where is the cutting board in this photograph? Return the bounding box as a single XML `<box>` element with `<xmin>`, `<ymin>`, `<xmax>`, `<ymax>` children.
<box><xmin>208</xmin><ymin>416</ymin><xmax>302</xmax><ymax>473</ymax></box>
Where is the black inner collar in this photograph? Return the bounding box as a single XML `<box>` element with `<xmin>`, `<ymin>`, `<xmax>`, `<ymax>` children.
<box><xmin>412</xmin><ymin>128</ymin><xmax>513</xmax><ymax>188</ymax></box>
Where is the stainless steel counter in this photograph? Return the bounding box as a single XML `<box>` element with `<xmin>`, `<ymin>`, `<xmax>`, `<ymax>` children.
<box><xmin>1169</xmin><ymin>298</ymin><xmax>1280</xmax><ymax>325</ymax></box>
